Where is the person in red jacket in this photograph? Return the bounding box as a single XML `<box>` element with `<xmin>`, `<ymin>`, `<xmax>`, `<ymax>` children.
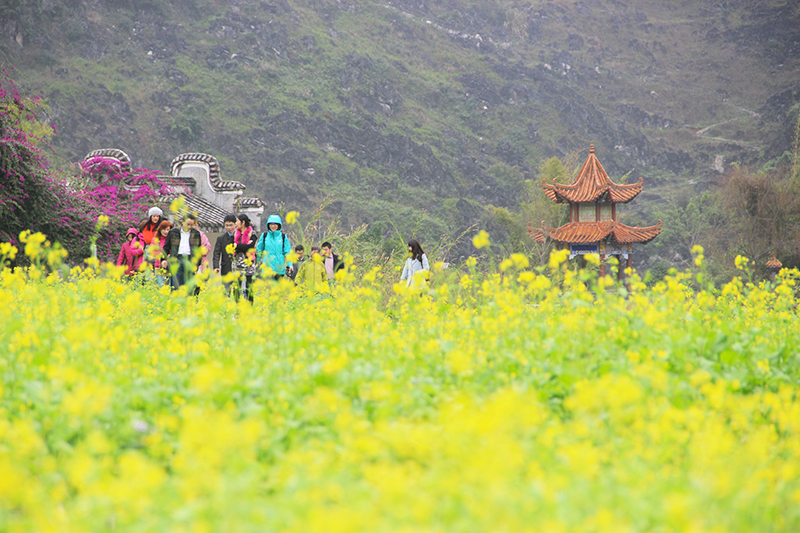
<box><xmin>138</xmin><ymin>207</ymin><xmax>165</xmax><ymax>247</ymax></box>
<box><xmin>116</xmin><ymin>228</ymin><xmax>145</xmax><ymax>276</ymax></box>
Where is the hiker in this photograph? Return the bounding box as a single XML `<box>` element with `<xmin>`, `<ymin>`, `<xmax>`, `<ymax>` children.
<box><xmin>296</xmin><ymin>246</ymin><xmax>327</xmax><ymax>293</ymax></box>
<box><xmin>256</xmin><ymin>214</ymin><xmax>292</xmax><ymax>280</ymax></box>
<box><xmin>191</xmin><ymin>219</ymin><xmax>211</xmax><ymax>274</ymax></box>
<box><xmin>139</xmin><ymin>207</ymin><xmax>165</xmax><ymax>246</ymax></box>
<box><xmin>233</xmin><ymin>214</ymin><xmax>258</xmax><ymax>302</ymax></box>
<box><xmin>320</xmin><ymin>241</ymin><xmax>344</xmax><ymax>281</ymax></box>
<box><xmin>213</xmin><ymin>214</ymin><xmax>237</xmax><ymax>293</ymax></box>
<box><xmin>116</xmin><ymin>228</ymin><xmax>145</xmax><ymax>276</ymax></box>
<box><xmin>195</xmin><ymin>222</ymin><xmax>212</xmax><ymax>274</ymax></box>
<box><xmin>165</xmin><ymin>214</ymin><xmax>202</xmax><ymax>290</ymax></box>
<box><xmin>149</xmin><ymin>219</ymin><xmax>173</xmax><ymax>285</ymax></box>
<box><xmin>400</xmin><ymin>238</ymin><xmax>430</xmax><ymax>288</ymax></box>
<box><xmin>287</xmin><ymin>244</ymin><xmax>305</xmax><ymax>281</ymax></box>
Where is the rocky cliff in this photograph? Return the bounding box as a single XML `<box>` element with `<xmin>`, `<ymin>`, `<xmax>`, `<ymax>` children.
<box><xmin>2</xmin><ymin>0</ymin><xmax>799</xmax><ymax>261</ymax></box>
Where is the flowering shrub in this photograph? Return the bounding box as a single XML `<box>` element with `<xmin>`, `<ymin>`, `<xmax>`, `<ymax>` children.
<box><xmin>0</xmin><ymin>243</ymin><xmax>799</xmax><ymax>532</ymax></box>
<box><xmin>77</xmin><ymin>156</ymin><xmax>172</xmax><ymax>262</ymax></box>
<box><xmin>0</xmin><ymin>70</ymin><xmax>170</xmax><ymax>264</ymax></box>
<box><xmin>0</xmin><ymin>68</ymin><xmax>89</xmax><ymax>259</ymax></box>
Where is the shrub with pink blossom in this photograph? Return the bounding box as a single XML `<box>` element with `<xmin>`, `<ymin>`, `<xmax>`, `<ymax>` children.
<box><xmin>76</xmin><ymin>156</ymin><xmax>173</xmax><ymax>262</ymax></box>
<box><xmin>0</xmin><ymin>68</ymin><xmax>171</xmax><ymax>264</ymax></box>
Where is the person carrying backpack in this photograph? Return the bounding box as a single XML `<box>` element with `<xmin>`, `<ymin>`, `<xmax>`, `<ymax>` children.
<box><xmin>256</xmin><ymin>214</ymin><xmax>293</xmax><ymax>280</ymax></box>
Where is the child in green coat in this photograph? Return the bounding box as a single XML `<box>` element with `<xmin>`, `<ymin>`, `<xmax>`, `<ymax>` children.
<box><xmin>296</xmin><ymin>246</ymin><xmax>328</xmax><ymax>293</ymax></box>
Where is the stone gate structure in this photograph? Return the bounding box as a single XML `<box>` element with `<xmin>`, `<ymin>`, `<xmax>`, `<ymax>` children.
<box><xmin>83</xmin><ymin>149</ymin><xmax>265</xmax><ymax>232</ymax></box>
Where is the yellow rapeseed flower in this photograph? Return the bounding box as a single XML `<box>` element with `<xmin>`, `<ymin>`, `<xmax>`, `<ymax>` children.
<box><xmin>472</xmin><ymin>230</ymin><xmax>490</xmax><ymax>249</ymax></box>
<box><xmin>0</xmin><ymin>242</ymin><xmax>18</xmax><ymax>261</ymax></box>
<box><xmin>95</xmin><ymin>214</ymin><xmax>110</xmax><ymax>230</ymax></box>
<box><xmin>518</xmin><ymin>271</ymin><xmax>535</xmax><ymax>283</ymax></box>
<box><xmin>0</xmin><ymin>239</ymin><xmax>799</xmax><ymax>532</ymax></box>
<box><xmin>510</xmin><ymin>253</ymin><xmax>529</xmax><ymax>269</ymax></box>
<box><xmin>170</xmin><ymin>196</ymin><xmax>186</xmax><ymax>214</ymax></box>
<box><xmin>548</xmin><ymin>248</ymin><xmax>570</xmax><ymax>269</ymax></box>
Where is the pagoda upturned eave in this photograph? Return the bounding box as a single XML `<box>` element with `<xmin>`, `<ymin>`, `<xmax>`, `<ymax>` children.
<box><xmin>543</xmin><ymin>177</ymin><xmax>644</xmax><ymax>204</ymax></box>
<box><xmin>541</xmin><ymin>142</ymin><xmax>644</xmax><ymax>203</ymax></box>
<box><xmin>532</xmin><ymin>220</ymin><xmax>663</xmax><ymax>245</ymax></box>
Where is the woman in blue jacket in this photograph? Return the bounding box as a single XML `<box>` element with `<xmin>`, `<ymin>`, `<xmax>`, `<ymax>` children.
<box><xmin>256</xmin><ymin>214</ymin><xmax>293</xmax><ymax>279</ymax></box>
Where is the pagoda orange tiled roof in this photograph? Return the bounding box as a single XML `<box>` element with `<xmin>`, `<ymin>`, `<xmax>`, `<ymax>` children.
<box><xmin>532</xmin><ymin>220</ymin><xmax>663</xmax><ymax>245</ymax></box>
<box><xmin>766</xmin><ymin>257</ymin><xmax>783</xmax><ymax>269</ymax></box>
<box><xmin>542</xmin><ymin>143</ymin><xmax>644</xmax><ymax>203</ymax></box>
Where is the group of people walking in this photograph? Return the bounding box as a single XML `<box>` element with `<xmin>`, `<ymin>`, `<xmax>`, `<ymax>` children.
<box><xmin>116</xmin><ymin>207</ymin><xmax>365</xmax><ymax>299</ymax></box>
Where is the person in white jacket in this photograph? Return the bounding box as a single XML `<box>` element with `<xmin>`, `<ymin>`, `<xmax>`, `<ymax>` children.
<box><xmin>401</xmin><ymin>238</ymin><xmax>430</xmax><ymax>288</ymax></box>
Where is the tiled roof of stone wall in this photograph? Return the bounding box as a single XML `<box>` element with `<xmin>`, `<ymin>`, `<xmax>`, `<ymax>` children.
<box><xmin>161</xmin><ymin>193</ymin><xmax>231</xmax><ymax>232</ymax></box>
<box><xmin>170</xmin><ymin>153</ymin><xmax>246</xmax><ymax>192</ymax></box>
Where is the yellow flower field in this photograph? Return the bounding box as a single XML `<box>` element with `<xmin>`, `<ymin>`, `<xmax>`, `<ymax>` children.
<box><xmin>1</xmin><ymin>244</ymin><xmax>799</xmax><ymax>532</ymax></box>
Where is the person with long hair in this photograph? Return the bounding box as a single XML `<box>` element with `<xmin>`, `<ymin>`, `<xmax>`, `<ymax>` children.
<box><xmin>149</xmin><ymin>219</ymin><xmax>173</xmax><ymax>285</ymax></box>
<box><xmin>401</xmin><ymin>238</ymin><xmax>430</xmax><ymax>289</ymax></box>
<box><xmin>138</xmin><ymin>207</ymin><xmax>164</xmax><ymax>246</ymax></box>
<box><xmin>233</xmin><ymin>214</ymin><xmax>258</xmax><ymax>302</ymax></box>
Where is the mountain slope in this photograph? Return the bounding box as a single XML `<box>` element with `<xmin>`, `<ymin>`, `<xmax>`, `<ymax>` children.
<box><xmin>2</xmin><ymin>0</ymin><xmax>799</xmax><ymax>260</ymax></box>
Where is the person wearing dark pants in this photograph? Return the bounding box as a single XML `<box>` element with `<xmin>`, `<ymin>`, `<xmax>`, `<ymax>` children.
<box><xmin>213</xmin><ymin>214</ymin><xmax>237</xmax><ymax>295</ymax></box>
<box><xmin>233</xmin><ymin>214</ymin><xmax>258</xmax><ymax>303</ymax></box>
<box><xmin>166</xmin><ymin>214</ymin><xmax>202</xmax><ymax>292</ymax></box>
<box><xmin>321</xmin><ymin>241</ymin><xmax>344</xmax><ymax>282</ymax></box>
<box><xmin>287</xmin><ymin>244</ymin><xmax>305</xmax><ymax>282</ymax></box>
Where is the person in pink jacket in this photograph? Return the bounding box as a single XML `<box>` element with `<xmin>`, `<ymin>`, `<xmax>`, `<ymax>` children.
<box><xmin>116</xmin><ymin>228</ymin><xmax>145</xmax><ymax>276</ymax></box>
<box><xmin>197</xmin><ymin>226</ymin><xmax>212</xmax><ymax>274</ymax></box>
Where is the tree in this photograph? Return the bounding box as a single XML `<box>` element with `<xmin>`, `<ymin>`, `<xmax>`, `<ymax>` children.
<box><xmin>522</xmin><ymin>157</ymin><xmax>571</xmax><ymax>265</ymax></box>
<box><xmin>651</xmin><ymin>191</ymin><xmax>725</xmax><ymax>268</ymax></box>
<box><xmin>710</xmin><ymin>164</ymin><xmax>800</xmax><ymax>280</ymax></box>
<box><xmin>481</xmin><ymin>156</ymin><xmax>571</xmax><ymax>265</ymax></box>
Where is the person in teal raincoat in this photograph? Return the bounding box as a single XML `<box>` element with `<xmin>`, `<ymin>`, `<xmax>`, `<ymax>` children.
<box><xmin>256</xmin><ymin>214</ymin><xmax>293</xmax><ymax>279</ymax></box>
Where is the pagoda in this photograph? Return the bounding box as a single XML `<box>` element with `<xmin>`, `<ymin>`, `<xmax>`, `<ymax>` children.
<box><xmin>532</xmin><ymin>143</ymin><xmax>662</xmax><ymax>278</ymax></box>
<box><xmin>766</xmin><ymin>257</ymin><xmax>783</xmax><ymax>282</ymax></box>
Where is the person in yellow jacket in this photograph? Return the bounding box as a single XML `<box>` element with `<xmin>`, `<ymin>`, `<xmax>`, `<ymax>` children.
<box><xmin>296</xmin><ymin>246</ymin><xmax>328</xmax><ymax>293</ymax></box>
